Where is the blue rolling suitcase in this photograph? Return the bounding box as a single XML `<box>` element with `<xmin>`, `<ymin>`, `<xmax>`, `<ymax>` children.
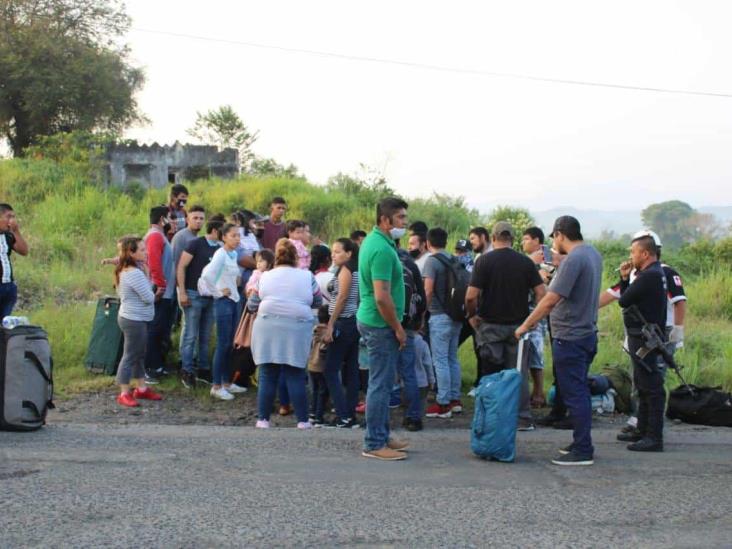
<box><xmin>470</xmin><ymin>335</ymin><xmax>527</xmax><ymax>462</ymax></box>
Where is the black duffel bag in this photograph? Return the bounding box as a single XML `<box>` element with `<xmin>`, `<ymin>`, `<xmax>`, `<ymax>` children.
<box><xmin>666</xmin><ymin>385</ymin><xmax>732</xmax><ymax>427</ymax></box>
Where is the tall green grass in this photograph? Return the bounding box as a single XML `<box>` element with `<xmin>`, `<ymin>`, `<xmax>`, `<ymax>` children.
<box><xmin>1</xmin><ymin>156</ymin><xmax>730</xmax><ymax>393</ymax></box>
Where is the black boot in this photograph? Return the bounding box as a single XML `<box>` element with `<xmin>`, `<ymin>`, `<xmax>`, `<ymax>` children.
<box><xmin>627</xmin><ymin>437</ymin><xmax>663</xmax><ymax>452</ymax></box>
<box><xmin>617</xmin><ymin>428</ymin><xmax>642</xmax><ymax>442</ymax></box>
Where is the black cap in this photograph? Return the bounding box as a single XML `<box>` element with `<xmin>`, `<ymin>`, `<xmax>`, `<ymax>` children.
<box><xmin>455</xmin><ymin>239</ymin><xmax>470</xmax><ymax>252</ymax></box>
<box><xmin>551</xmin><ymin>215</ymin><xmax>583</xmax><ymax>241</ymax></box>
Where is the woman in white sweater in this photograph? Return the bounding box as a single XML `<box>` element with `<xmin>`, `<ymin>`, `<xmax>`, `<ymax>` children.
<box><xmin>199</xmin><ymin>223</ymin><xmax>247</xmax><ymax>401</ymax></box>
<box><xmin>114</xmin><ymin>236</ymin><xmax>163</xmax><ymax>407</ymax></box>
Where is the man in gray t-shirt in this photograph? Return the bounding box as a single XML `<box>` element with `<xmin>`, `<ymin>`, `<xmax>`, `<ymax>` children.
<box><xmin>171</xmin><ymin>207</ymin><xmax>205</xmax><ymax>270</ymax></box>
<box><xmin>516</xmin><ymin>216</ymin><xmax>602</xmax><ymax>467</ymax></box>
<box><xmin>548</xmin><ymin>243</ymin><xmax>603</xmax><ymax>340</ymax></box>
<box><xmin>423</xmin><ymin>228</ymin><xmax>463</xmax><ymax>417</ymax></box>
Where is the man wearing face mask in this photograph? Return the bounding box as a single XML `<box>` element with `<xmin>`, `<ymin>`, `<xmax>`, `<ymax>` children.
<box><xmin>407</xmin><ymin>232</ymin><xmax>430</xmax><ymax>274</ymax></box>
<box><xmin>167</xmin><ymin>184</ymin><xmax>189</xmax><ymax>239</ymax></box>
<box><xmin>358</xmin><ymin>197</ymin><xmax>410</xmax><ymax>461</ymax></box>
<box><xmin>144</xmin><ymin>206</ymin><xmax>177</xmax><ymax>382</ymax></box>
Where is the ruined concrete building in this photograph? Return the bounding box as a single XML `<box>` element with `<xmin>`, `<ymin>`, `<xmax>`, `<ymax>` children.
<box><xmin>105</xmin><ymin>142</ymin><xmax>239</xmax><ymax>188</ymax></box>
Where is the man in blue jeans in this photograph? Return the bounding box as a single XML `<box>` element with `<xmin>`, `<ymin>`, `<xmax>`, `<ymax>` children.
<box><xmin>0</xmin><ymin>204</ymin><xmax>29</xmax><ymax>319</ymax></box>
<box><xmin>516</xmin><ymin>216</ymin><xmax>602</xmax><ymax>466</ymax></box>
<box><xmin>423</xmin><ymin>227</ymin><xmax>464</xmax><ymax>419</ymax></box>
<box><xmin>358</xmin><ymin>197</ymin><xmax>411</xmax><ymax>461</ymax></box>
<box><xmin>176</xmin><ymin>219</ymin><xmax>223</xmax><ymax>388</ymax></box>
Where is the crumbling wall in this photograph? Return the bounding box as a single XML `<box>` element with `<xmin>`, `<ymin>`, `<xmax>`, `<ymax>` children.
<box><xmin>105</xmin><ymin>142</ymin><xmax>239</xmax><ymax>189</ymax></box>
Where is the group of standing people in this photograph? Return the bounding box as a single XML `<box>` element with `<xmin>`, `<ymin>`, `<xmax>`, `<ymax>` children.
<box><xmin>110</xmin><ymin>185</ymin><xmax>686</xmax><ymax>466</ymax></box>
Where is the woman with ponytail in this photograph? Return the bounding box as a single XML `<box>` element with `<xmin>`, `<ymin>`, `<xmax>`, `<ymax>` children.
<box><xmin>114</xmin><ymin>236</ymin><xmax>163</xmax><ymax>407</ymax></box>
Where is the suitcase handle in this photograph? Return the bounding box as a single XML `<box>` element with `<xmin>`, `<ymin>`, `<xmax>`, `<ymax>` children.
<box><xmin>25</xmin><ymin>351</ymin><xmax>51</xmax><ymax>384</ymax></box>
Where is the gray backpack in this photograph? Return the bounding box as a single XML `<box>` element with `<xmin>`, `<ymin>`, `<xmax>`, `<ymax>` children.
<box><xmin>0</xmin><ymin>325</ymin><xmax>54</xmax><ymax>431</ymax></box>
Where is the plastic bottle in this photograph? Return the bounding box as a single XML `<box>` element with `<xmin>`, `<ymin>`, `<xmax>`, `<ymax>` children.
<box><xmin>2</xmin><ymin>316</ymin><xmax>30</xmax><ymax>329</ymax></box>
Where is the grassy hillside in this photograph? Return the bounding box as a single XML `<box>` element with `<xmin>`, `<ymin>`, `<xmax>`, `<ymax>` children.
<box><xmin>1</xmin><ymin>156</ymin><xmax>730</xmax><ymax>395</ymax></box>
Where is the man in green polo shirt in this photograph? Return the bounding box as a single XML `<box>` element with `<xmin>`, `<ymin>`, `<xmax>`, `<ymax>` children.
<box><xmin>358</xmin><ymin>197</ymin><xmax>410</xmax><ymax>461</ymax></box>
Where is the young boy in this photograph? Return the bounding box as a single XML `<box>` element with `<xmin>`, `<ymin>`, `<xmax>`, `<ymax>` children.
<box><xmin>413</xmin><ymin>331</ymin><xmax>435</xmax><ymax>422</ymax></box>
<box><xmin>308</xmin><ymin>306</ymin><xmax>330</xmax><ymax>426</ymax></box>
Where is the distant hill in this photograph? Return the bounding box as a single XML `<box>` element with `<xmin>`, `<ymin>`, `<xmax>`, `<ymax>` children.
<box><xmin>531</xmin><ymin>206</ymin><xmax>732</xmax><ymax>239</ymax></box>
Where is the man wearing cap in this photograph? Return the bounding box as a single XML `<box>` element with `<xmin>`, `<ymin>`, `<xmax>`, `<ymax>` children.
<box><xmin>516</xmin><ymin>216</ymin><xmax>603</xmax><ymax>466</ymax></box>
<box><xmin>466</xmin><ymin>221</ymin><xmax>546</xmax><ymax>430</ymax></box>
<box><xmin>600</xmin><ymin>229</ymin><xmax>687</xmax><ymax>442</ymax></box>
<box><xmin>454</xmin><ymin>239</ymin><xmax>474</xmax><ymax>272</ymax></box>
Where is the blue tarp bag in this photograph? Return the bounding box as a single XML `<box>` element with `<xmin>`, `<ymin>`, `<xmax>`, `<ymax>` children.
<box><xmin>471</xmin><ymin>368</ymin><xmax>522</xmax><ymax>462</ymax></box>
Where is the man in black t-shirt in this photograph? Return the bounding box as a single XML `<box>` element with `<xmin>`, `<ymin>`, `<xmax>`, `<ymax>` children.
<box><xmin>0</xmin><ymin>203</ymin><xmax>29</xmax><ymax>319</ymax></box>
<box><xmin>465</xmin><ymin>221</ymin><xmax>545</xmax><ymax>430</ymax></box>
<box><xmin>176</xmin><ymin>219</ymin><xmax>223</xmax><ymax>387</ymax></box>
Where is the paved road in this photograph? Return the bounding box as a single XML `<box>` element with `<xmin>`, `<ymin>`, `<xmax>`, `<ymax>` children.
<box><xmin>1</xmin><ymin>420</ymin><xmax>731</xmax><ymax>548</ymax></box>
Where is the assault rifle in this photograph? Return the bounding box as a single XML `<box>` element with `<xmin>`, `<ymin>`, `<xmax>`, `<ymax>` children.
<box><xmin>624</xmin><ymin>305</ymin><xmax>695</xmax><ymax>396</ymax></box>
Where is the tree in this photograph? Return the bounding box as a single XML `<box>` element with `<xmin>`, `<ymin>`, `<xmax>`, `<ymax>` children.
<box><xmin>247</xmin><ymin>156</ymin><xmax>301</xmax><ymax>178</ymax></box>
<box><xmin>641</xmin><ymin>200</ymin><xmax>695</xmax><ymax>249</ymax></box>
<box><xmin>0</xmin><ymin>0</ymin><xmax>145</xmax><ymax>156</ymax></box>
<box><xmin>483</xmin><ymin>206</ymin><xmax>536</xmax><ymax>251</ymax></box>
<box><xmin>186</xmin><ymin>105</ymin><xmax>258</xmax><ymax>166</ymax></box>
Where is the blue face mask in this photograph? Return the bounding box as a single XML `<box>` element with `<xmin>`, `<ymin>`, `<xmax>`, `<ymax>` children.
<box><xmin>206</xmin><ymin>239</ymin><xmax>220</xmax><ymax>248</ymax></box>
<box><xmin>226</xmin><ymin>250</ymin><xmax>238</xmax><ymax>260</ymax></box>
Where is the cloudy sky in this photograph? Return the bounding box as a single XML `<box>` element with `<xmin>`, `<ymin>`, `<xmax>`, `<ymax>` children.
<box><xmin>123</xmin><ymin>0</ymin><xmax>732</xmax><ymax>212</ymax></box>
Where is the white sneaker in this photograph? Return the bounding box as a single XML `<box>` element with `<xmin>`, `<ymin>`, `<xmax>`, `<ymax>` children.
<box><xmin>467</xmin><ymin>388</ymin><xmax>477</xmax><ymax>398</ymax></box>
<box><xmin>226</xmin><ymin>383</ymin><xmax>247</xmax><ymax>394</ymax></box>
<box><xmin>255</xmin><ymin>419</ymin><xmax>270</xmax><ymax>429</ymax></box>
<box><xmin>297</xmin><ymin>421</ymin><xmax>313</xmax><ymax>430</ymax></box>
<box><xmin>210</xmin><ymin>387</ymin><xmax>234</xmax><ymax>401</ymax></box>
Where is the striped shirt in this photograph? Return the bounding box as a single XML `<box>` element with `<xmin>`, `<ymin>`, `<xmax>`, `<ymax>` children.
<box><xmin>0</xmin><ymin>232</ymin><xmax>16</xmax><ymax>284</ymax></box>
<box><xmin>327</xmin><ymin>261</ymin><xmax>359</xmax><ymax>318</ymax></box>
<box><xmin>117</xmin><ymin>268</ymin><xmax>155</xmax><ymax>322</ymax></box>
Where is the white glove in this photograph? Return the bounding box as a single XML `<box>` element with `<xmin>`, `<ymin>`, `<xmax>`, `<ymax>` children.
<box><xmin>669</xmin><ymin>325</ymin><xmax>684</xmax><ymax>349</ymax></box>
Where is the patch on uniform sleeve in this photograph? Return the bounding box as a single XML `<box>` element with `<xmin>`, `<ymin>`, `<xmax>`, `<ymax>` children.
<box><xmin>673</xmin><ymin>275</ymin><xmax>682</xmax><ymax>287</ymax></box>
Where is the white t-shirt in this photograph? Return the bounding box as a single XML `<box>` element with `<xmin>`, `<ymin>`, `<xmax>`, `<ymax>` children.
<box><xmin>257</xmin><ymin>267</ymin><xmax>319</xmax><ymax>320</ymax></box>
<box><xmin>414</xmin><ymin>252</ymin><xmax>432</xmax><ymax>275</ymax></box>
<box><xmin>315</xmin><ymin>270</ymin><xmax>335</xmax><ymax>303</ymax></box>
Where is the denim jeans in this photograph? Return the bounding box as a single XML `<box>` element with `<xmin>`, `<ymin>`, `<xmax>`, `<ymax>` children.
<box><xmin>0</xmin><ymin>282</ymin><xmax>17</xmax><ymax>319</ymax></box>
<box><xmin>397</xmin><ymin>332</ymin><xmax>421</xmax><ymax>420</ymax></box>
<box><xmin>258</xmin><ymin>363</ymin><xmax>309</xmax><ymax>422</ymax></box>
<box><xmin>358</xmin><ymin>322</ymin><xmax>400</xmax><ymax>451</ymax></box>
<box><xmin>323</xmin><ymin>317</ymin><xmax>360</xmax><ymax>420</ymax></box>
<box><xmin>552</xmin><ymin>334</ymin><xmax>598</xmax><ymax>458</ymax></box>
<box><xmin>180</xmin><ymin>290</ymin><xmax>215</xmax><ymax>374</ymax></box>
<box><xmin>528</xmin><ymin>320</ymin><xmax>547</xmax><ymax>370</ymax></box>
<box><xmin>212</xmin><ymin>297</ymin><xmax>238</xmax><ymax>386</ymax></box>
<box><xmin>145</xmin><ymin>298</ymin><xmax>175</xmax><ymax>373</ymax></box>
<box><xmin>429</xmin><ymin>313</ymin><xmax>463</xmax><ymax>405</ymax></box>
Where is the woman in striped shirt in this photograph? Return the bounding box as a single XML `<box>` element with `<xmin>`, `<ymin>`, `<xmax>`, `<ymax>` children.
<box><xmin>322</xmin><ymin>238</ymin><xmax>361</xmax><ymax>428</ymax></box>
<box><xmin>114</xmin><ymin>237</ymin><xmax>163</xmax><ymax>407</ymax></box>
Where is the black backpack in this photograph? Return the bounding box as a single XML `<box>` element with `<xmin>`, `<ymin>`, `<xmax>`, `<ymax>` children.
<box><xmin>666</xmin><ymin>385</ymin><xmax>732</xmax><ymax>427</ymax></box>
<box><xmin>399</xmin><ymin>256</ymin><xmax>425</xmax><ymax>330</ymax></box>
<box><xmin>432</xmin><ymin>254</ymin><xmax>471</xmax><ymax>322</ymax></box>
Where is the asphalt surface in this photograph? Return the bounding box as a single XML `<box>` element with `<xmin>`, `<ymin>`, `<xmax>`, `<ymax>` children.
<box><xmin>1</xmin><ymin>419</ymin><xmax>732</xmax><ymax>548</ymax></box>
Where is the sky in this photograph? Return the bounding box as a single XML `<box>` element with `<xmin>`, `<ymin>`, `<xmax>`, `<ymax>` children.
<box><xmin>122</xmin><ymin>0</ymin><xmax>732</xmax><ymax>212</ymax></box>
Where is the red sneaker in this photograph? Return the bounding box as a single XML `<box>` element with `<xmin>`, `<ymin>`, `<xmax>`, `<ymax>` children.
<box><xmin>449</xmin><ymin>400</ymin><xmax>463</xmax><ymax>414</ymax></box>
<box><xmin>425</xmin><ymin>403</ymin><xmax>452</xmax><ymax>418</ymax></box>
<box><xmin>279</xmin><ymin>404</ymin><xmax>293</xmax><ymax>416</ymax></box>
<box><xmin>355</xmin><ymin>401</ymin><xmax>366</xmax><ymax>414</ymax></box>
<box><xmin>117</xmin><ymin>392</ymin><xmax>139</xmax><ymax>407</ymax></box>
<box><xmin>133</xmin><ymin>387</ymin><xmax>162</xmax><ymax>401</ymax></box>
